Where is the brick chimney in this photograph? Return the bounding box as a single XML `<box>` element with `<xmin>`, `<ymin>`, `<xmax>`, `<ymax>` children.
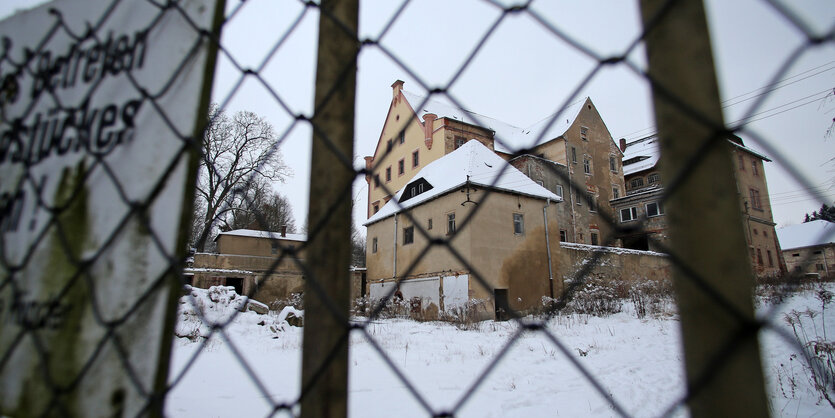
<box><xmin>364</xmin><ymin>156</ymin><xmax>374</xmax><ymax>183</ymax></box>
<box><xmin>619</xmin><ymin>138</ymin><xmax>627</xmax><ymax>152</ymax></box>
<box><xmin>422</xmin><ymin>113</ymin><xmax>437</xmax><ymax>149</ymax></box>
<box><xmin>391</xmin><ymin>80</ymin><xmax>405</xmax><ymax>101</ymax></box>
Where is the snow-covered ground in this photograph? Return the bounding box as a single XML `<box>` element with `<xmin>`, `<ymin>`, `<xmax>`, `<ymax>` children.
<box><xmin>165</xmin><ymin>284</ymin><xmax>835</xmax><ymax>417</ymax></box>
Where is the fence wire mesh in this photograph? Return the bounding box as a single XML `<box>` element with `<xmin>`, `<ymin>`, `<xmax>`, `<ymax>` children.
<box><xmin>1</xmin><ymin>0</ymin><xmax>834</xmax><ymax>416</ymax></box>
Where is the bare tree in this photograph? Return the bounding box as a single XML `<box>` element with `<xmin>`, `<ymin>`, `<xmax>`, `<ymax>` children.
<box><xmin>192</xmin><ymin>104</ymin><xmax>290</xmax><ymax>252</ymax></box>
<box><xmin>224</xmin><ymin>179</ymin><xmax>296</xmax><ymax>233</ymax></box>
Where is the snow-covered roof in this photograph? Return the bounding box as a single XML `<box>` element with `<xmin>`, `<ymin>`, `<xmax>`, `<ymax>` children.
<box><xmin>216</xmin><ymin>229</ymin><xmax>307</xmax><ymax>242</ymax></box>
<box><xmin>622</xmin><ymin>136</ymin><xmax>661</xmax><ymax>176</ymax></box>
<box><xmin>365</xmin><ymin>140</ymin><xmax>562</xmax><ymax>225</ymax></box>
<box><xmin>777</xmin><ymin>220</ymin><xmax>835</xmax><ymax>250</ymax></box>
<box><xmin>622</xmin><ymin>134</ymin><xmax>771</xmax><ymax>176</ymax></box>
<box><xmin>402</xmin><ymin>91</ymin><xmax>586</xmax><ymax>154</ymax></box>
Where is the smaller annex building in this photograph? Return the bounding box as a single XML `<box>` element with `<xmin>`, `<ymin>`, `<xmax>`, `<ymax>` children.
<box><xmin>187</xmin><ymin>229</ymin><xmax>368</xmax><ymax>306</ymax></box>
<box><xmin>777</xmin><ymin>220</ymin><xmax>835</xmax><ymax>280</ymax></box>
<box><xmin>364</xmin><ymin>140</ymin><xmax>563</xmax><ymax>320</ymax></box>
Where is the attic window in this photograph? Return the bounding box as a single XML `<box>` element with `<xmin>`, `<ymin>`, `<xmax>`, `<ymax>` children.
<box><xmin>399</xmin><ymin>178</ymin><xmax>434</xmax><ymax>203</ymax></box>
<box><xmin>623</xmin><ymin>156</ymin><xmax>650</xmax><ymax>165</ymax></box>
<box><xmin>580</xmin><ymin>126</ymin><xmax>589</xmax><ymax>141</ymax></box>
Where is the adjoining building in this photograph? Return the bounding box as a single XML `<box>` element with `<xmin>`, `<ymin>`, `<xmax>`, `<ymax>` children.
<box><xmin>364</xmin><ymin>140</ymin><xmax>563</xmax><ymax>320</ymax></box>
<box><xmin>777</xmin><ymin>220</ymin><xmax>835</xmax><ymax>280</ymax></box>
<box><xmin>614</xmin><ymin>134</ymin><xmax>786</xmax><ymax>279</ymax></box>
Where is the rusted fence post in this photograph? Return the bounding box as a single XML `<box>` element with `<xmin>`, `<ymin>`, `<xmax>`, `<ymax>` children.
<box><xmin>300</xmin><ymin>1</ymin><xmax>358</xmax><ymax>417</ymax></box>
<box><xmin>639</xmin><ymin>0</ymin><xmax>769</xmax><ymax>416</ymax></box>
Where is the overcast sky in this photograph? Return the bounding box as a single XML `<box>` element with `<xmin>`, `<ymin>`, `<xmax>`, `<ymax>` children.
<box><xmin>3</xmin><ymin>0</ymin><xmax>833</xmax><ymax>234</ymax></box>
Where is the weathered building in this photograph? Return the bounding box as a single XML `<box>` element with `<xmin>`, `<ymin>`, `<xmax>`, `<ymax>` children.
<box><xmin>364</xmin><ymin>141</ymin><xmax>563</xmax><ymax>320</ymax></box>
<box><xmin>364</xmin><ymin>80</ymin><xmax>624</xmax><ymax>246</ymax></box>
<box><xmin>777</xmin><ymin>220</ymin><xmax>835</xmax><ymax>279</ymax></box>
<box><xmin>615</xmin><ymin>134</ymin><xmax>786</xmax><ymax>279</ymax></box>
<box><xmin>187</xmin><ymin>229</ymin><xmax>368</xmax><ymax>305</ymax></box>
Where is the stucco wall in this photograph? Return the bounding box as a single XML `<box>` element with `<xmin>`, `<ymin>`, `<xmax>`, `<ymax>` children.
<box><xmin>782</xmin><ymin>244</ymin><xmax>835</xmax><ymax>280</ymax></box>
<box><xmin>558</xmin><ymin>243</ymin><xmax>671</xmax><ymax>286</ymax></box>
<box><xmin>216</xmin><ymin>234</ymin><xmax>305</xmax><ymax>258</ymax></box>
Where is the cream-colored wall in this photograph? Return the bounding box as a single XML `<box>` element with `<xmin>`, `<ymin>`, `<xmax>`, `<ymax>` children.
<box><xmin>783</xmin><ymin>245</ymin><xmax>835</xmax><ymax>280</ymax></box>
<box><xmin>365</xmin><ymin>187</ymin><xmax>562</xmax><ymax>316</ymax></box>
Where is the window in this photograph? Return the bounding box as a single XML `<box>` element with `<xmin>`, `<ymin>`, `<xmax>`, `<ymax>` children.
<box><xmin>752</xmin><ymin>159</ymin><xmax>759</xmax><ymax>176</ymax></box>
<box><xmin>620</xmin><ymin>207</ymin><xmax>638</xmax><ymax>222</ymax></box>
<box><xmin>590</xmin><ymin>232</ymin><xmax>599</xmax><ymax>246</ymax></box>
<box><xmin>374</xmin><ymin>175</ymin><xmax>380</xmax><ymax>189</ymax></box>
<box><xmin>767</xmin><ymin>250</ymin><xmax>773</xmax><ymax>267</ymax></box>
<box><xmin>513</xmin><ymin>213</ymin><xmax>524</xmax><ymax>235</ymax></box>
<box><xmin>372</xmin><ymin>237</ymin><xmax>378</xmax><ymax>253</ymax></box>
<box><xmin>646</xmin><ymin>201</ymin><xmax>664</xmax><ymax>217</ymax></box>
<box><xmin>814</xmin><ymin>250</ymin><xmax>823</xmax><ymax>255</ymax></box>
<box><xmin>583</xmin><ymin>158</ymin><xmax>591</xmax><ymax>174</ymax></box>
<box><xmin>792</xmin><ymin>253</ymin><xmax>800</xmax><ymax>257</ymax></box>
<box><xmin>447</xmin><ymin>213</ymin><xmax>455</xmax><ymax>234</ymax></box>
<box><xmin>580</xmin><ymin>126</ymin><xmax>589</xmax><ymax>141</ymax></box>
<box><xmin>630</xmin><ymin>177</ymin><xmax>644</xmax><ymax>189</ymax></box>
<box><xmin>399</xmin><ymin>129</ymin><xmax>405</xmax><ymax>144</ymax></box>
<box><xmin>763</xmin><ymin>230</ymin><xmax>768</xmax><ymax>238</ymax></box>
<box><xmin>749</xmin><ymin>188</ymin><xmax>762</xmax><ymax>210</ymax></box>
<box><xmin>609</xmin><ymin>156</ymin><xmax>617</xmax><ymax>172</ymax></box>
<box><xmin>385</xmin><ymin>166</ymin><xmax>391</xmax><ymax>182</ymax></box>
<box><xmin>738</xmin><ymin>154</ymin><xmax>745</xmax><ymax>171</ymax></box>
<box><xmin>412</xmin><ymin>150</ymin><xmax>419</xmax><ymax>168</ymax></box>
<box><xmin>386</xmin><ymin>139</ymin><xmax>393</xmax><ymax>152</ymax></box>
<box><xmin>817</xmin><ymin>263</ymin><xmax>826</xmax><ymax>271</ymax></box>
<box><xmin>757</xmin><ymin>248</ymin><xmax>763</xmax><ymax>266</ymax></box>
<box><xmin>612</xmin><ymin>186</ymin><xmax>619</xmax><ymax>199</ymax></box>
<box><xmin>454</xmin><ymin>136</ymin><xmax>467</xmax><ymax>149</ymax></box>
<box><xmin>579</xmin><ymin>232</ymin><xmax>584</xmax><ymax>243</ymax></box>
<box><xmin>372</xmin><ymin>202</ymin><xmax>380</xmax><ymax>213</ymax></box>
<box><xmin>648</xmin><ymin>173</ymin><xmax>660</xmax><ymax>184</ymax></box>
<box><xmin>587</xmin><ymin>192</ymin><xmax>596</xmax><ymax>212</ymax></box>
<box><xmin>571</xmin><ymin>146</ymin><xmax>577</xmax><ymax>163</ymax></box>
<box><xmin>555</xmin><ymin>185</ymin><xmax>564</xmax><ymax>198</ymax></box>
<box><xmin>559</xmin><ymin>230</ymin><xmax>567</xmax><ymax>242</ymax></box>
<box><xmin>427</xmin><ymin>218</ymin><xmax>433</xmax><ymax>230</ymax></box>
<box><xmin>398</xmin><ymin>159</ymin><xmax>405</xmax><ymax>176</ymax></box>
<box><xmin>753</xmin><ymin>229</ymin><xmax>759</xmax><ymax>236</ymax></box>
<box><xmin>403</xmin><ymin>226</ymin><xmax>414</xmax><ymax>245</ymax></box>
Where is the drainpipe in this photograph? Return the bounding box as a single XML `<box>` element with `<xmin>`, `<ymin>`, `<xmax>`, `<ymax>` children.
<box><xmin>393</xmin><ymin>213</ymin><xmax>398</xmax><ymax>279</ymax></box>
<box><xmin>543</xmin><ymin>199</ymin><xmax>554</xmax><ymax>299</ymax></box>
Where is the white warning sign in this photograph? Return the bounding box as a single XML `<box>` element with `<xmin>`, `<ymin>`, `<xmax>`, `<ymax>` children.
<box><xmin>0</xmin><ymin>0</ymin><xmax>221</xmax><ymax>415</ymax></box>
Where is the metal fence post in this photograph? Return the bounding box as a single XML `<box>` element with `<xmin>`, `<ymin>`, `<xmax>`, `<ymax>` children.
<box><xmin>639</xmin><ymin>0</ymin><xmax>769</xmax><ymax>416</ymax></box>
<box><xmin>300</xmin><ymin>1</ymin><xmax>358</xmax><ymax>417</ymax></box>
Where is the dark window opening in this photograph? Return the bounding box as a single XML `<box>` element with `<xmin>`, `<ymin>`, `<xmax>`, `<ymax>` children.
<box><xmin>226</xmin><ymin>277</ymin><xmax>244</xmax><ymax>295</ymax></box>
<box><xmin>403</xmin><ymin>226</ymin><xmax>414</xmax><ymax>245</ymax></box>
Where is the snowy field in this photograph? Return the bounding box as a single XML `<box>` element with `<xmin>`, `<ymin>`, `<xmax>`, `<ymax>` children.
<box><xmin>166</xmin><ymin>284</ymin><xmax>835</xmax><ymax>417</ymax></box>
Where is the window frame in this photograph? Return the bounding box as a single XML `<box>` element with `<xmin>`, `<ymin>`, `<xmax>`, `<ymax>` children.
<box><xmin>752</xmin><ymin>159</ymin><xmax>759</xmax><ymax>176</ymax></box>
<box><xmin>385</xmin><ymin>166</ymin><xmax>392</xmax><ymax>182</ymax></box>
<box><xmin>587</xmin><ymin>192</ymin><xmax>596</xmax><ymax>212</ymax></box>
<box><xmin>403</xmin><ymin>225</ymin><xmax>414</xmax><ymax>245</ymax></box>
<box><xmin>612</xmin><ymin>186</ymin><xmax>620</xmax><ymax>199</ymax></box>
<box><xmin>648</xmin><ymin>172</ymin><xmax>660</xmax><ymax>184</ymax></box>
<box><xmin>372</xmin><ymin>237</ymin><xmax>378</xmax><ymax>253</ymax></box>
<box><xmin>447</xmin><ymin>212</ymin><xmax>456</xmax><ymax>235</ymax></box>
<box><xmin>580</xmin><ymin>126</ymin><xmax>589</xmax><ymax>141</ymax></box>
<box><xmin>590</xmin><ymin>231</ymin><xmax>599</xmax><ymax>246</ymax></box>
<box><xmin>609</xmin><ymin>155</ymin><xmax>617</xmax><ymax>172</ymax></box>
<box><xmin>645</xmin><ymin>201</ymin><xmax>664</xmax><ymax>217</ymax></box>
<box><xmin>397</xmin><ymin>158</ymin><xmax>405</xmax><ymax>176</ymax></box>
<box><xmin>571</xmin><ymin>146</ymin><xmax>577</xmax><ymax>164</ymax></box>
<box><xmin>583</xmin><ymin>157</ymin><xmax>591</xmax><ymax>175</ymax></box>
<box><xmin>630</xmin><ymin>177</ymin><xmax>644</xmax><ymax>189</ymax></box>
<box><xmin>555</xmin><ymin>184</ymin><xmax>564</xmax><ymax>198</ymax></box>
<box><xmin>749</xmin><ymin>188</ymin><xmax>762</xmax><ymax>210</ymax></box>
<box><xmin>559</xmin><ymin>230</ymin><xmax>567</xmax><ymax>242</ymax></box>
<box><xmin>412</xmin><ymin>150</ymin><xmax>419</xmax><ymax>168</ymax></box>
<box><xmin>513</xmin><ymin>213</ymin><xmax>524</xmax><ymax>235</ymax></box>
<box><xmin>620</xmin><ymin>207</ymin><xmax>638</xmax><ymax>222</ymax></box>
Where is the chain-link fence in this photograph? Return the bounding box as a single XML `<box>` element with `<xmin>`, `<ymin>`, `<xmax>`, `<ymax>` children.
<box><xmin>1</xmin><ymin>0</ymin><xmax>834</xmax><ymax>416</ymax></box>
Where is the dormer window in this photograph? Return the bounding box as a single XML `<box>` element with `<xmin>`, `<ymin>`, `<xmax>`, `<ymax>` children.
<box><xmin>399</xmin><ymin>177</ymin><xmax>434</xmax><ymax>203</ymax></box>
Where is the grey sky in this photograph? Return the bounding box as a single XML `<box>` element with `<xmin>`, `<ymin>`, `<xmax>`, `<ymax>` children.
<box><xmin>3</xmin><ymin>0</ymin><xmax>833</xmax><ymax>233</ymax></box>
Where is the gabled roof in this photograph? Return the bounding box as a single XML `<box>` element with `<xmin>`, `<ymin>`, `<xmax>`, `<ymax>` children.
<box><xmin>365</xmin><ymin>140</ymin><xmax>562</xmax><ymax>225</ymax></box>
<box><xmin>216</xmin><ymin>229</ymin><xmax>307</xmax><ymax>242</ymax></box>
<box><xmin>402</xmin><ymin>91</ymin><xmax>586</xmax><ymax>153</ymax></box>
<box><xmin>621</xmin><ymin>134</ymin><xmax>772</xmax><ymax>176</ymax></box>
<box><xmin>777</xmin><ymin>220</ymin><xmax>835</xmax><ymax>250</ymax></box>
